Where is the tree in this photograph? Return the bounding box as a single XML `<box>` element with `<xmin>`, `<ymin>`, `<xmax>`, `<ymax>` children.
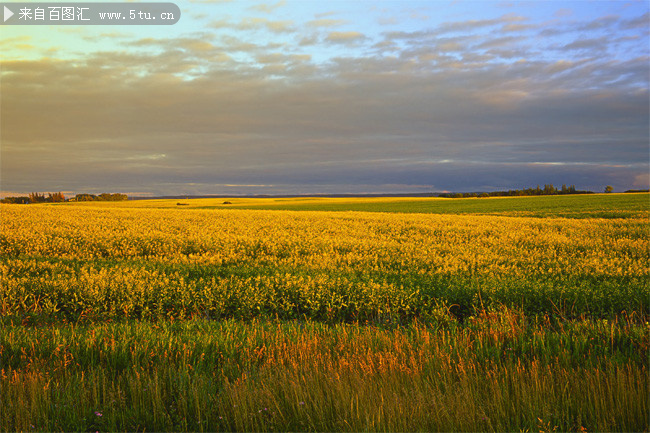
<box><xmin>75</xmin><ymin>194</ymin><xmax>96</xmax><ymax>201</ymax></box>
<box><xmin>48</xmin><ymin>192</ymin><xmax>65</xmax><ymax>202</ymax></box>
<box><xmin>29</xmin><ymin>192</ymin><xmax>46</xmax><ymax>203</ymax></box>
<box><xmin>543</xmin><ymin>184</ymin><xmax>555</xmax><ymax>195</ymax></box>
<box><xmin>604</xmin><ymin>185</ymin><xmax>614</xmax><ymax>193</ymax></box>
<box><xmin>1</xmin><ymin>196</ymin><xmax>29</xmax><ymax>204</ymax></box>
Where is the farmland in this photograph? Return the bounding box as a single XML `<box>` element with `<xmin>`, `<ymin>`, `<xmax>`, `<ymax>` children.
<box><xmin>1</xmin><ymin>193</ymin><xmax>648</xmax><ymax>431</ymax></box>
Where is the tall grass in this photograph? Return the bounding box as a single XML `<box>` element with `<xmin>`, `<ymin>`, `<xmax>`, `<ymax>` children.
<box><xmin>1</xmin><ymin>312</ymin><xmax>648</xmax><ymax>432</ymax></box>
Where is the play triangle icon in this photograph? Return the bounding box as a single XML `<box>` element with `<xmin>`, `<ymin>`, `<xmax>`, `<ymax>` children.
<box><xmin>4</xmin><ymin>6</ymin><xmax>14</xmax><ymax>22</ymax></box>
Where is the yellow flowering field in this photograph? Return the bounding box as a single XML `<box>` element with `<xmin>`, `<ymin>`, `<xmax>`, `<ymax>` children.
<box><xmin>2</xmin><ymin>202</ymin><xmax>647</xmax><ymax>321</ymax></box>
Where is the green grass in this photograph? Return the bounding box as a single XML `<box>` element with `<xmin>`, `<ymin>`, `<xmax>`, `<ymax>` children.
<box><xmin>2</xmin><ymin>314</ymin><xmax>648</xmax><ymax>432</ymax></box>
<box><xmin>216</xmin><ymin>193</ymin><xmax>650</xmax><ymax>218</ymax></box>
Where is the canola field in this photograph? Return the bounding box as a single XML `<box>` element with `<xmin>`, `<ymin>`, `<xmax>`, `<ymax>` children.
<box><xmin>1</xmin><ymin>194</ymin><xmax>648</xmax><ymax>431</ymax></box>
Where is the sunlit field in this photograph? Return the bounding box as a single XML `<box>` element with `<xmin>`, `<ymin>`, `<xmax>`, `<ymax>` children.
<box><xmin>1</xmin><ymin>194</ymin><xmax>648</xmax><ymax>431</ymax></box>
<box><xmin>62</xmin><ymin>192</ymin><xmax>649</xmax><ymax>219</ymax></box>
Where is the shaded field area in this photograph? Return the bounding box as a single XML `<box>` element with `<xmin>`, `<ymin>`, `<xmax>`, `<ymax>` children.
<box><xmin>1</xmin><ymin>195</ymin><xmax>648</xmax><ymax>431</ymax></box>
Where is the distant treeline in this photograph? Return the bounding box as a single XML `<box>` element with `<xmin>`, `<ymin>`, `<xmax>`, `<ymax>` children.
<box><xmin>439</xmin><ymin>184</ymin><xmax>592</xmax><ymax>198</ymax></box>
<box><xmin>1</xmin><ymin>192</ymin><xmax>66</xmax><ymax>204</ymax></box>
<box><xmin>71</xmin><ymin>193</ymin><xmax>128</xmax><ymax>202</ymax></box>
<box><xmin>1</xmin><ymin>192</ymin><xmax>128</xmax><ymax>204</ymax></box>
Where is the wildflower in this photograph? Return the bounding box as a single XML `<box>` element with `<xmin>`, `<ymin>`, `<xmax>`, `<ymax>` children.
<box><xmin>95</xmin><ymin>411</ymin><xmax>103</xmax><ymax>417</ymax></box>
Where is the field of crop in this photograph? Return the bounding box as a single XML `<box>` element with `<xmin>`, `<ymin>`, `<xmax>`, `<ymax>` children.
<box><xmin>64</xmin><ymin>192</ymin><xmax>649</xmax><ymax>219</ymax></box>
<box><xmin>1</xmin><ymin>193</ymin><xmax>648</xmax><ymax>431</ymax></box>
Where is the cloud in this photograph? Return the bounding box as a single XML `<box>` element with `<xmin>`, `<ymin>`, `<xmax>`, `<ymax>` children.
<box><xmin>249</xmin><ymin>1</ymin><xmax>286</xmax><ymax>14</ymax></box>
<box><xmin>208</xmin><ymin>17</ymin><xmax>294</xmax><ymax>33</ymax></box>
<box><xmin>554</xmin><ymin>8</ymin><xmax>573</xmax><ymax>18</ymax></box>
<box><xmin>632</xmin><ymin>173</ymin><xmax>650</xmax><ymax>188</ymax></box>
<box><xmin>237</xmin><ymin>17</ymin><xmax>294</xmax><ymax>33</ymax></box>
<box><xmin>0</xmin><ymin>35</ymin><xmax>31</xmax><ymax>47</ymax></box>
<box><xmin>314</xmin><ymin>11</ymin><xmax>337</xmax><ymax>19</ymax></box>
<box><xmin>325</xmin><ymin>31</ymin><xmax>367</xmax><ymax>44</ymax></box>
<box><xmin>306</xmin><ymin>18</ymin><xmax>347</xmax><ymax>28</ymax></box>
<box><xmin>256</xmin><ymin>53</ymin><xmax>311</xmax><ymax>64</ymax></box>
<box><xmin>476</xmin><ymin>36</ymin><xmax>520</xmax><ymax>50</ymax></box>
<box><xmin>544</xmin><ymin>59</ymin><xmax>592</xmax><ymax>75</ymax></box>
<box><xmin>298</xmin><ymin>34</ymin><xmax>320</xmax><ymax>46</ymax></box>
<box><xmin>578</xmin><ymin>14</ymin><xmax>619</xmax><ymax>31</ymax></box>
<box><xmin>500</xmin><ymin>23</ymin><xmax>533</xmax><ymax>32</ymax></box>
<box><xmin>437</xmin><ymin>13</ymin><xmax>527</xmax><ymax>34</ymax></box>
<box><xmin>561</xmin><ymin>36</ymin><xmax>609</xmax><ymax>53</ymax></box>
<box><xmin>620</xmin><ymin>12</ymin><xmax>650</xmax><ymax>30</ymax></box>
<box><xmin>539</xmin><ymin>12</ymin><xmax>648</xmax><ymax>40</ymax></box>
<box><xmin>0</xmin><ymin>36</ymin><xmax>35</xmax><ymax>55</ymax></box>
<box><xmin>3</xmin><ymin>43</ymin><xmax>646</xmax><ymax>194</ymax></box>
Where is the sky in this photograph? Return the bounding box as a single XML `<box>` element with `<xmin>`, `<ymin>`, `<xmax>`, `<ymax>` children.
<box><xmin>1</xmin><ymin>0</ymin><xmax>649</xmax><ymax>196</ymax></box>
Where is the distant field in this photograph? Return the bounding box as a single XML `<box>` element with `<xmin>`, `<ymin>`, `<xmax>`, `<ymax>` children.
<box><xmin>62</xmin><ymin>192</ymin><xmax>650</xmax><ymax>219</ymax></box>
<box><xmin>2</xmin><ymin>193</ymin><xmax>648</xmax><ymax>431</ymax></box>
